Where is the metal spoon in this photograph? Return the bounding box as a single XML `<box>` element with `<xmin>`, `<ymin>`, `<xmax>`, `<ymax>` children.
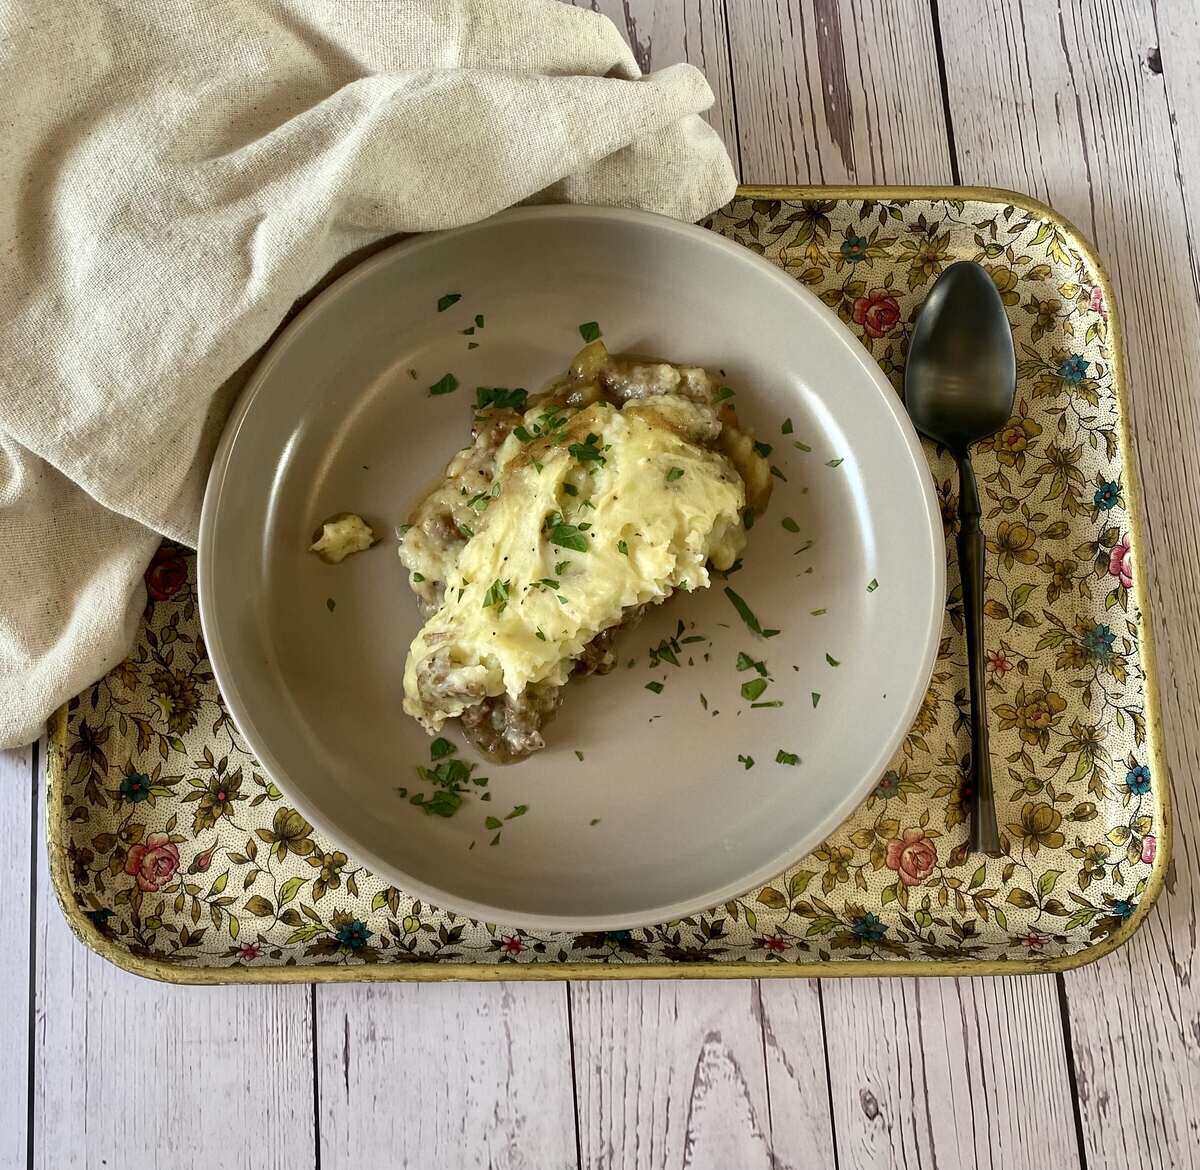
<box><xmin>905</xmin><ymin>261</ymin><xmax>1016</xmax><ymax>854</ymax></box>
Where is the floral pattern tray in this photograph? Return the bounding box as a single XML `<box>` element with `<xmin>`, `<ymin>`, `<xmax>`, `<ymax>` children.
<box><xmin>47</xmin><ymin>186</ymin><xmax>1169</xmax><ymax>982</ymax></box>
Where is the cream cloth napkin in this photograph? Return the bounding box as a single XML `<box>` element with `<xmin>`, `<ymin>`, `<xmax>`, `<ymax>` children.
<box><xmin>0</xmin><ymin>0</ymin><xmax>736</xmax><ymax>746</ymax></box>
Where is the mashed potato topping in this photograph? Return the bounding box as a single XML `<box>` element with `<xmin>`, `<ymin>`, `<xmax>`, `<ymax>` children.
<box><xmin>399</xmin><ymin>342</ymin><xmax>771</xmax><ymax>761</ymax></box>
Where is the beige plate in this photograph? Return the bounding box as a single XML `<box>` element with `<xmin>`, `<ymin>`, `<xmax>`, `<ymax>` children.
<box><xmin>198</xmin><ymin>205</ymin><xmax>943</xmax><ymax>931</ymax></box>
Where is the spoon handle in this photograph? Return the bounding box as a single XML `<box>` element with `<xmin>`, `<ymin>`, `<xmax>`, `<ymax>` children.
<box><xmin>957</xmin><ymin>454</ymin><xmax>1002</xmax><ymax>853</ymax></box>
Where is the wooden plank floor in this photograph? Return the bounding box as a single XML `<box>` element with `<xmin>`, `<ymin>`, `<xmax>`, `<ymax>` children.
<box><xmin>2</xmin><ymin>1</ymin><xmax>1197</xmax><ymax>1166</ymax></box>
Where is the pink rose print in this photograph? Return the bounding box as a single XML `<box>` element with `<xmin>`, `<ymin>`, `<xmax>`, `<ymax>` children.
<box><xmin>1141</xmin><ymin>835</ymin><xmax>1157</xmax><ymax>864</ymax></box>
<box><xmin>1021</xmin><ymin>931</ymin><xmax>1050</xmax><ymax>951</ymax></box>
<box><xmin>500</xmin><ymin>935</ymin><xmax>524</xmax><ymax>955</ymax></box>
<box><xmin>123</xmin><ymin>833</ymin><xmax>180</xmax><ymax>892</ymax></box>
<box><xmin>237</xmin><ymin>942</ymin><xmax>261</xmax><ymax>961</ymax></box>
<box><xmin>852</xmin><ymin>291</ymin><xmax>902</xmax><ymax>338</ymax></box>
<box><xmin>1089</xmin><ymin>285</ymin><xmax>1107</xmax><ymax>319</ymax></box>
<box><xmin>884</xmin><ymin>828</ymin><xmax>938</xmax><ymax>886</ymax></box>
<box><xmin>1108</xmin><ymin>537</ymin><xmax>1132</xmax><ymax>589</ymax></box>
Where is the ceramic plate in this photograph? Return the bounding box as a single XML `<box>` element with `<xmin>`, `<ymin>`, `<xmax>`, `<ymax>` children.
<box><xmin>198</xmin><ymin>206</ymin><xmax>943</xmax><ymax>931</ymax></box>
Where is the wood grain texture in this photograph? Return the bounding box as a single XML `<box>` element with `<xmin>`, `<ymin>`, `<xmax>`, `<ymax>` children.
<box><xmin>570</xmin><ymin>979</ymin><xmax>777</xmax><ymax>1170</ymax></box>
<box><xmin>822</xmin><ymin>976</ymin><xmax>1080</xmax><ymax>1170</ymax></box>
<box><xmin>0</xmin><ymin>745</ymin><xmax>33</xmax><ymax>1170</ymax></box>
<box><xmin>726</xmin><ymin>0</ymin><xmax>951</xmax><ymax>184</ymax></box>
<box><xmin>316</xmin><ymin>981</ymin><xmax>577</xmax><ymax>1170</ymax></box>
<box><xmin>31</xmin><ymin>757</ymin><xmax>316</xmax><ymax>1170</ymax></box>
<box><xmin>755</xmin><ymin>980</ymin><xmax>838</xmax><ymax>1168</ymax></box>
<box><xmin>571</xmin><ymin>0</ymin><xmax>739</xmax><ymax>168</ymax></box>
<box><xmin>937</xmin><ymin>0</ymin><xmax>1200</xmax><ymax>1165</ymax></box>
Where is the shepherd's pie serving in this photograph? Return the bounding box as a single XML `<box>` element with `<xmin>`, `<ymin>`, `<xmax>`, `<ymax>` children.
<box><xmin>399</xmin><ymin>341</ymin><xmax>772</xmax><ymax>761</ymax></box>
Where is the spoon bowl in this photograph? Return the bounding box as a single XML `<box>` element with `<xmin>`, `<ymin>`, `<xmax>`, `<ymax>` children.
<box><xmin>906</xmin><ymin>261</ymin><xmax>1016</xmax><ymax>454</ymax></box>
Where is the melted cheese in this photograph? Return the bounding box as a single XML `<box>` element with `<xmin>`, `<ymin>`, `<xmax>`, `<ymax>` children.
<box><xmin>402</xmin><ymin>396</ymin><xmax>746</xmax><ymax>729</ymax></box>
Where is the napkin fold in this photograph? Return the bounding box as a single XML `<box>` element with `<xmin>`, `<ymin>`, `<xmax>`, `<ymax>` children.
<box><xmin>0</xmin><ymin>0</ymin><xmax>737</xmax><ymax>746</ymax></box>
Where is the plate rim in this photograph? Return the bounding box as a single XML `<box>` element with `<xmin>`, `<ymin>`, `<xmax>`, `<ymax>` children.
<box><xmin>198</xmin><ymin>203</ymin><xmax>945</xmax><ymax>931</ymax></box>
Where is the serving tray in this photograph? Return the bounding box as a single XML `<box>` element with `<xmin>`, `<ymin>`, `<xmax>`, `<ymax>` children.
<box><xmin>47</xmin><ymin>185</ymin><xmax>1169</xmax><ymax>982</ymax></box>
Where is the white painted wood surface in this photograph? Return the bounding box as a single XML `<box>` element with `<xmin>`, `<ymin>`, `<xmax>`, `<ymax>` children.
<box><xmin>3</xmin><ymin>1</ymin><xmax>1199</xmax><ymax>1167</ymax></box>
<box><xmin>316</xmin><ymin>981</ymin><xmax>577</xmax><ymax>1169</ymax></box>
<box><xmin>0</xmin><ymin>744</ymin><xmax>33</xmax><ymax>1170</ymax></box>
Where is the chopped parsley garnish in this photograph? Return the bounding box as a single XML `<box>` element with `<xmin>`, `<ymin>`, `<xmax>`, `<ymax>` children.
<box><xmin>485</xmin><ymin>816</ymin><xmax>502</xmax><ymax>830</ymax></box>
<box><xmin>489</xmin><ymin>832</ymin><xmax>501</xmax><ymax>846</ymax></box>
<box><xmin>568</xmin><ymin>432</ymin><xmax>606</xmax><ymax>465</ymax></box>
<box><xmin>505</xmin><ymin>804</ymin><xmax>528</xmax><ymax>820</ymax></box>
<box><xmin>736</xmin><ymin>652</ymin><xmax>769</xmax><ymax>676</ymax></box>
<box><xmin>867</xmin><ymin>578</ymin><xmax>879</xmax><ymax>592</ymax></box>
<box><xmin>437</xmin><ymin>293</ymin><xmax>461</xmax><ymax>312</ymax></box>
<box><xmin>738</xmin><ymin>754</ymin><xmax>755</xmax><ymax>769</ymax></box>
<box><xmin>700</xmin><ymin>693</ymin><xmax>709</xmax><ymax>710</ymax></box>
<box><xmin>514</xmin><ymin>425</ymin><xmax>535</xmax><ymax>443</ymax></box>
<box><xmin>461</xmin><ymin>326</ymin><xmax>475</xmax><ymax>335</ymax></box>
<box><xmin>475</xmin><ymin>386</ymin><xmax>527</xmax><ymax>411</ymax></box>
<box><xmin>578</xmin><ymin>321</ymin><xmax>601</xmax><ymax>342</ymax></box>
<box><xmin>617</xmin><ymin>539</ymin><xmax>629</xmax><ymax>556</ymax></box>
<box><xmin>482</xmin><ymin>578</ymin><xmax>510</xmax><ymax>613</ymax></box>
<box><xmin>827</xmin><ymin>457</ymin><xmax>845</xmax><ymax>467</ymax></box>
<box><xmin>811</xmin><ymin>692</ymin><xmax>821</xmax><ymax>707</ymax></box>
<box><xmin>412</xmin><ymin>572</ymin><xmax>425</xmax><ymax>582</ymax></box>
<box><xmin>770</xmin><ymin>465</ymin><xmax>787</xmax><ymax>481</ymax></box>
<box><xmin>475</xmin><ymin>314</ymin><xmax>485</xmax><ymax>328</ymax></box>
<box><xmin>741</xmin><ymin>677</ymin><xmax>768</xmax><ymax>702</ymax></box>
<box><xmin>753</xmin><ymin>440</ymin><xmax>773</xmax><ymax>457</ymax></box>
<box><xmin>411</xmin><ymin>745</ymin><xmax>487</xmax><ymax>818</ymax></box>
<box><xmin>782</xmin><ymin>517</ymin><xmax>800</xmax><ymax>533</ymax></box>
<box><xmin>562</xmin><ymin>482</ymin><xmax>578</xmax><ymax>496</ymax></box>
<box><xmin>793</xmin><ymin>440</ymin><xmax>812</xmax><ymax>452</ymax></box>
<box><xmin>752</xmin><ymin>700</ymin><xmax>784</xmax><ymax>708</ymax></box>
<box><xmin>649</xmin><ymin>638</ymin><xmax>680</xmax><ymax>668</ymax></box>
<box><xmin>810</xmin><ymin>608</ymin><xmax>826</xmax><ymax>616</ymax></box>
<box><xmin>794</xmin><ymin>540</ymin><xmax>814</xmax><ymax>555</ymax></box>
<box><xmin>554</xmin><ymin>560</ymin><xmax>570</xmax><ymax>575</ymax></box>
<box><xmin>535</xmin><ymin>627</ymin><xmax>547</xmax><ymax>641</ymax></box>
<box><xmin>666</xmin><ymin>467</ymin><xmax>685</xmax><ymax>482</ymax></box>
<box><xmin>743</xmin><ymin>508</ymin><xmax>755</xmax><ymax>530</ymax></box>
<box><xmin>468</xmin><ymin>341</ymin><xmax>479</xmax><ymax>349</ymax></box>
<box><xmin>781</xmin><ymin>418</ymin><xmax>793</xmax><ymax>434</ymax></box>
<box><xmin>458</xmin><ymin>523</ymin><xmax>474</xmax><ymax>538</ymax></box>
<box><xmin>714</xmin><ymin>386</ymin><xmax>735</xmax><ymax>402</ymax></box>
<box><xmin>429</xmin><ymin>373</ymin><xmax>459</xmax><ymax>396</ymax></box>
<box><xmin>325</xmin><ymin>597</ymin><xmax>336</xmax><ymax>612</ymax></box>
<box><xmin>825</xmin><ymin>652</ymin><xmax>840</xmax><ymax>667</ymax></box>
<box><xmin>724</xmin><ymin>587</ymin><xmax>780</xmax><ymax>638</ymax></box>
<box><xmin>776</xmin><ymin>750</ymin><xmax>799</xmax><ymax>765</ymax></box>
<box><xmin>546</xmin><ymin>515</ymin><xmax>589</xmax><ymax>552</ymax></box>
<box><xmin>575</xmin><ymin>750</ymin><xmax>584</xmax><ymax>762</ymax></box>
<box><xmin>530</xmin><ymin>578</ymin><xmax>560</xmax><ymax>591</ymax></box>
<box><xmin>645</xmin><ymin>681</ymin><xmax>664</xmax><ymax>694</ymax></box>
<box><xmin>467</xmin><ymin>483</ymin><xmax>501</xmax><ymax>511</ymax></box>
<box><xmin>590</xmin><ymin>817</ymin><xmax>601</xmax><ymax>826</ymax></box>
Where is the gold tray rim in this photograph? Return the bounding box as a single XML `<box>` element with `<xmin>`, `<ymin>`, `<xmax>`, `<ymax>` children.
<box><xmin>45</xmin><ymin>183</ymin><xmax>1172</xmax><ymax>985</ymax></box>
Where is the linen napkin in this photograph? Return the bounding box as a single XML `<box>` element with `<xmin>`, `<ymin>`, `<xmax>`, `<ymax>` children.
<box><xmin>0</xmin><ymin>0</ymin><xmax>737</xmax><ymax>747</ymax></box>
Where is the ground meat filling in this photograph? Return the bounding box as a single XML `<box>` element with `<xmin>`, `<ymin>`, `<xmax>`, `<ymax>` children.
<box><xmin>400</xmin><ymin>342</ymin><xmax>767</xmax><ymax>762</ymax></box>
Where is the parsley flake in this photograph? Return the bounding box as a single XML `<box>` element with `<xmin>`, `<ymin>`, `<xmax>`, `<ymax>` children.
<box><xmin>578</xmin><ymin>321</ymin><xmax>601</xmax><ymax>342</ymax></box>
<box><xmin>741</xmin><ymin>677</ymin><xmax>768</xmax><ymax>702</ymax></box>
<box><xmin>724</xmin><ymin>587</ymin><xmax>779</xmax><ymax>638</ymax></box>
<box><xmin>782</xmin><ymin>517</ymin><xmax>800</xmax><ymax>533</ymax></box>
<box><xmin>714</xmin><ymin>386</ymin><xmax>735</xmax><ymax>403</ymax></box>
<box><xmin>645</xmin><ymin>681</ymin><xmax>664</xmax><ymax>694</ymax></box>
<box><xmin>617</xmin><ymin>539</ymin><xmax>629</xmax><ymax>556</ymax></box>
<box><xmin>776</xmin><ymin>750</ymin><xmax>799</xmax><ymax>766</ymax></box>
<box><xmin>568</xmin><ymin>432</ymin><xmax>605</xmax><ymax>465</ymax></box>
<box><xmin>666</xmin><ymin>467</ymin><xmax>685</xmax><ymax>482</ymax></box>
<box><xmin>738</xmin><ymin>754</ymin><xmax>755</xmax><ymax>769</ymax></box>
<box><xmin>482</xmin><ymin>579</ymin><xmax>510</xmax><ymax>613</ymax></box>
<box><xmin>437</xmin><ymin>293</ymin><xmax>461</xmax><ymax>312</ymax></box>
<box><xmin>782</xmin><ymin>418</ymin><xmax>793</xmax><ymax>434</ymax></box>
<box><xmin>825</xmin><ymin>653</ymin><xmax>840</xmax><ymax>667</ymax></box>
<box><xmin>428</xmin><ymin>373</ymin><xmax>459</xmax><ymax>396</ymax></box>
<box><xmin>827</xmin><ymin>457</ymin><xmax>844</xmax><ymax>468</ymax></box>
<box><xmin>867</xmin><ymin>578</ymin><xmax>879</xmax><ymax>592</ymax></box>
